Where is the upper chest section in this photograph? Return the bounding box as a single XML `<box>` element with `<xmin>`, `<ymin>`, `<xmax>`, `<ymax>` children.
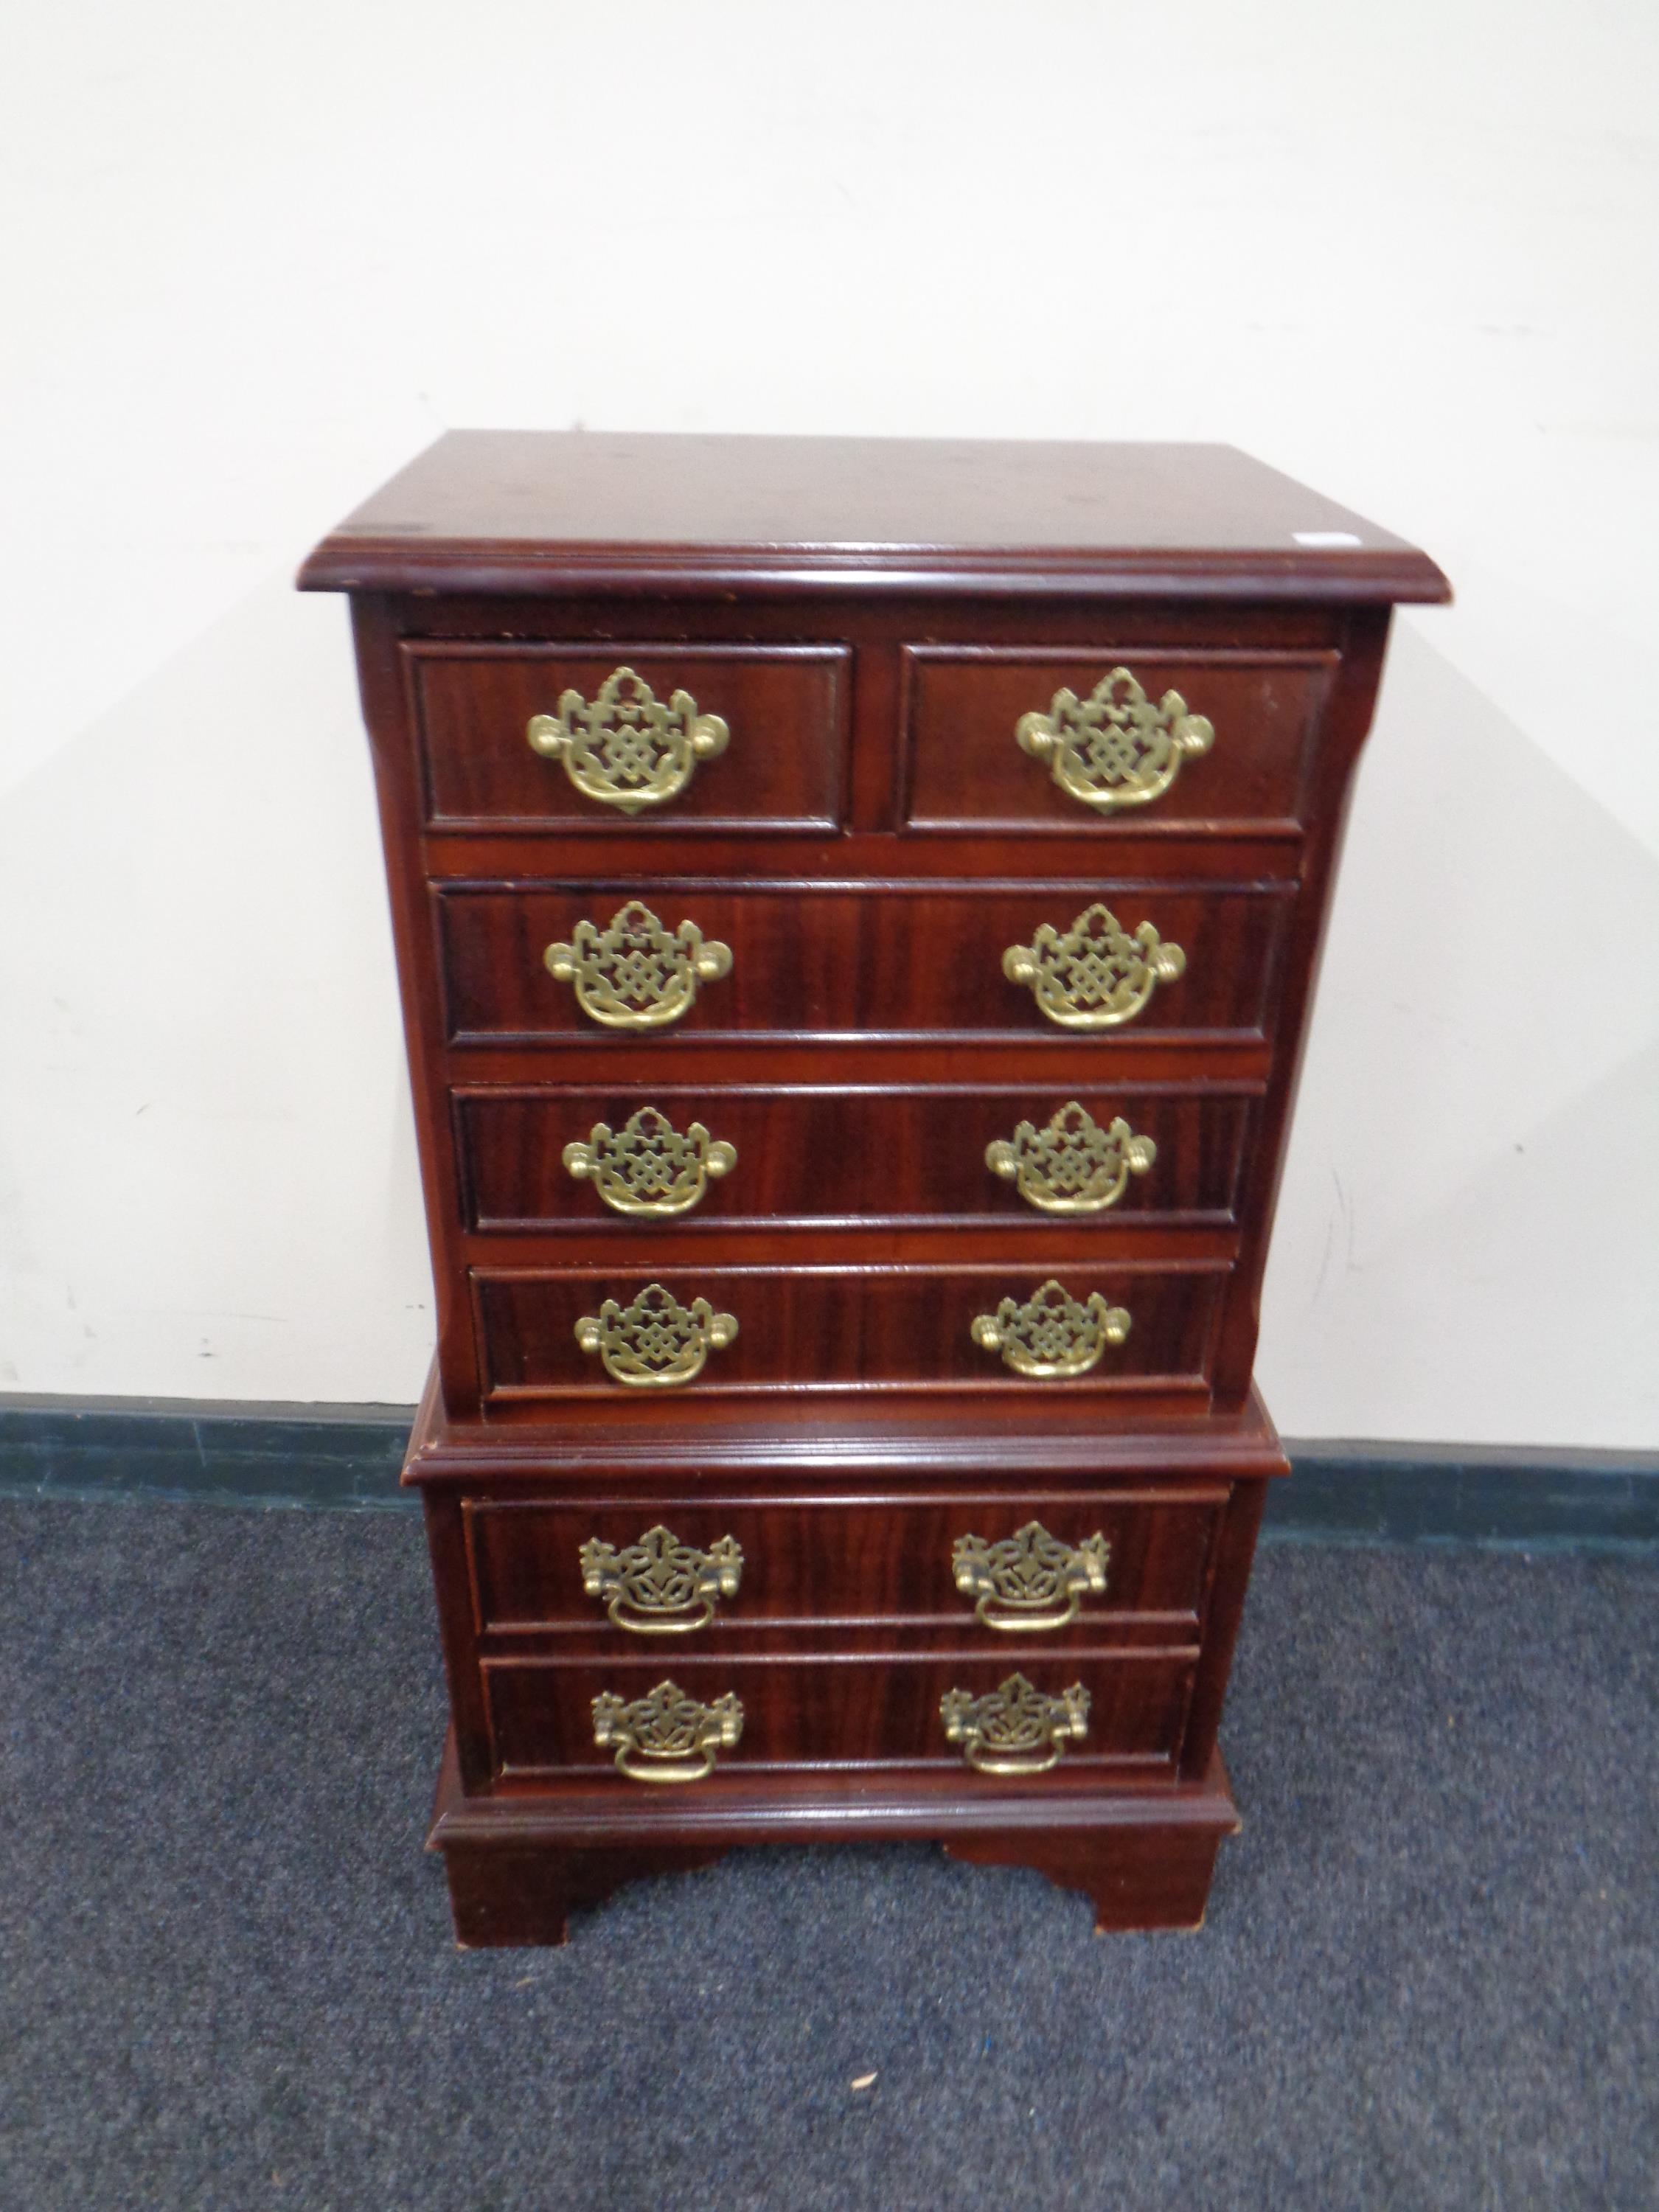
<box><xmin>347</xmin><ymin>589</ymin><xmax>1385</xmax><ymax>890</ymax></box>
<box><xmin>302</xmin><ymin>432</ymin><xmax>1444</xmax><ymax>880</ymax></box>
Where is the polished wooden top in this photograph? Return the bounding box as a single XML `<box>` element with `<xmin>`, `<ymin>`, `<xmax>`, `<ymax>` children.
<box><xmin>298</xmin><ymin>431</ymin><xmax>1450</xmax><ymax>603</ymax></box>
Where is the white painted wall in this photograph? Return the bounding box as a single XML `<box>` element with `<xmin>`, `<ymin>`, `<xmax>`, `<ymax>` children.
<box><xmin>3</xmin><ymin>0</ymin><xmax>1655</xmax><ymax>1444</ymax></box>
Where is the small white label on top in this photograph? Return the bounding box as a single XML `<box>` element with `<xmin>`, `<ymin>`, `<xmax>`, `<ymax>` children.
<box><xmin>1292</xmin><ymin>530</ymin><xmax>1364</xmax><ymax>548</ymax></box>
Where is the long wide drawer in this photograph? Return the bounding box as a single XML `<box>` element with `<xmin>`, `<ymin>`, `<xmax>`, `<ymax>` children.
<box><xmin>434</xmin><ymin>883</ymin><xmax>1292</xmax><ymax>1046</ymax></box>
<box><xmin>470</xmin><ymin>1263</ymin><xmax>1225</xmax><ymax>1402</ymax></box>
<box><xmin>465</xmin><ymin>1490</ymin><xmax>1225</xmax><ymax>1636</ymax></box>
<box><xmin>481</xmin><ymin>1650</ymin><xmax>1197</xmax><ymax>1777</ymax></box>
<box><xmin>406</xmin><ymin>642</ymin><xmax>850</xmax><ymax>831</ymax></box>
<box><xmin>454</xmin><ymin>1082</ymin><xmax>1257</xmax><ymax>1231</ymax></box>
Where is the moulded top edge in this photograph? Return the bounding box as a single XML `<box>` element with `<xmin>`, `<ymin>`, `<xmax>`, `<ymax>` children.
<box><xmin>299</xmin><ymin>431</ymin><xmax>1451</xmax><ymax>602</ymax></box>
<box><xmin>296</xmin><ymin>432</ymin><xmax>1450</xmax><ymax>605</ymax></box>
<box><xmin>296</xmin><ymin>537</ymin><xmax>1451</xmax><ymax>605</ymax></box>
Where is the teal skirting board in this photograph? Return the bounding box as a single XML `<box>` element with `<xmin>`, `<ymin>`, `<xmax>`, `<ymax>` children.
<box><xmin>0</xmin><ymin>1396</ymin><xmax>1653</xmax><ymax>1551</ymax></box>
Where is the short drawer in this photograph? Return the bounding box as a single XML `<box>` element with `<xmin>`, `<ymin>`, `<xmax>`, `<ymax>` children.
<box><xmin>902</xmin><ymin>645</ymin><xmax>1336</xmax><ymax>831</ymax></box>
<box><xmin>436</xmin><ymin>883</ymin><xmax>1291</xmax><ymax>1046</ymax></box>
<box><xmin>455</xmin><ymin>1083</ymin><xmax>1256</xmax><ymax>1230</ymax></box>
<box><xmin>465</xmin><ymin>1491</ymin><xmax>1224</xmax><ymax>1635</ymax></box>
<box><xmin>481</xmin><ymin>1649</ymin><xmax>1196</xmax><ymax>1777</ymax></box>
<box><xmin>471</xmin><ymin>1263</ymin><xmax>1225</xmax><ymax>1402</ymax></box>
<box><xmin>405</xmin><ymin>642</ymin><xmax>849</xmax><ymax>830</ymax></box>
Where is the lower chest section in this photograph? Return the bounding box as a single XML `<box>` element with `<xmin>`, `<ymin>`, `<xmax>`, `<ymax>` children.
<box><xmin>431</xmin><ymin>1476</ymin><xmax>1264</xmax><ymax>1790</ymax></box>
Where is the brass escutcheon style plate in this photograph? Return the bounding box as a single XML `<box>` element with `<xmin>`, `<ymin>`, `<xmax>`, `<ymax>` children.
<box><xmin>1003</xmin><ymin>902</ymin><xmax>1186</xmax><ymax>1030</ymax></box>
<box><xmin>985</xmin><ymin>1100</ymin><xmax>1157</xmax><ymax>1213</ymax></box>
<box><xmin>939</xmin><ymin>1672</ymin><xmax>1091</xmax><ymax>1774</ymax></box>
<box><xmin>591</xmin><ymin>1679</ymin><xmax>744</xmax><ymax>1783</ymax></box>
<box><xmin>564</xmin><ymin>1106</ymin><xmax>737</xmax><ymax>1217</ymax></box>
<box><xmin>574</xmin><ymin>1283</ymin><xmax>739</xmax><ymax>1388</ymax></box>
<box><xmin>1015</xmin><ymin>666</ymin><xmax>1213</xmax><ymax>813</ymax></box>
<box><xmin>580</xmin><ymin>1524</ymin><xmax>745</xmax><ymax>1633</ymax></box>
<box><xmin>544</xmin><ymin>900</ymin><xmax>733</xmax><ymax>1030</ymax></box>
<box><xmin>952</xmin><ymin>1520</ymin><xmax>1111</xmax><ymax>1631</ymax></box>
<box><xmin>970</xmin><ymin>1279</ymin><xmax>1132</xmax><ymax>1380</ymax></box>
<box><xmin>527</xmin><ymin>666</ymin><xmax>729</xmax><ymax>813</ymax></box>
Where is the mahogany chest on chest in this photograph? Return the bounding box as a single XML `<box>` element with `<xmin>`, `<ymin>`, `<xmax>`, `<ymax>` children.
<box><xmin>300</xmin><ymin>433</ymin><xmax>1447</xmax><ymax>1943</ymax></box>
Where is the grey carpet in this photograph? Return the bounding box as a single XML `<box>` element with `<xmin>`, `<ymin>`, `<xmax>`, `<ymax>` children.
<box><xmin>1</xmin><ymin>1499</ymin><xmax>1653</xmax><ymax>2211</ymax></box>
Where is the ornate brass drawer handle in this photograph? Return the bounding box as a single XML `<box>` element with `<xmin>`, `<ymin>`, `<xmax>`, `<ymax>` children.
<box><xmin>564</xmin><ymin>1107</ymin><xmax>737</xmax><ymax>1217</ymax></box>
<box><xmin>575</xmin><ymin>1283</ymin><xmax>739</xmax><ymax>1388</ymax></box>
<box><xmin>1016</xmin><ymin>667</ymin><xmax>1213</xmax><ymax>813</ymax></box>
<box><xmin>952</xmin><ymin>1521</ymin><xmax>1110</xmax><ymax>1632</ymax></box>
<box><xmin>970</xmin><ymin>1279</ymin><xmax>1131</xmax><ymax>1380</ymax></box>
<box><xmin>939</xmin><ymin>1672</ymin><xmax>1091</xmax><ymax>1775</ymax></box>
<box><xmin>591</xmin><ymin>1679</ymin><xmax>743</xmax><ymax>1784</ymax></box>
<box><xmin>1004</xmin><ymin>902</ymin><xmax>1185</xmax><ymax>1030</ymax></box>
<box><xmin>545</xmin><ymin>900</ymin><xmax>732</xmax><ymax>1030</ymax></box>
<box><xmin>580</xmin><ymin>1525</ymin><xmax>745</xmax><ymax>1635</ymax></box>
<box><xmin>986</xmin><ymin>1100</ymin><xmax>1157</xmax><ymax>1214</ymax></box>
<box><xmin>527</xmin><ymin>666</ymin><xmax>729</xmax><ymax>814</ymax></box>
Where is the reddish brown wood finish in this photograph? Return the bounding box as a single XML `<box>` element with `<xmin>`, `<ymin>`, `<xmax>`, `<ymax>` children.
<box><xmin>440</xmin><ymin>1837</ymin><xmax>731</xmax><ymax>1948</ymax></box>
<box><xmin>406</xmin><ymin>1368</ymin><xmax>1285</xmax><ymax>1803</ymax></box>
<box><xmin>465</xmin><ymin>1489</ymin><xmax>1223</xmax><ymax>1631</ymax></box>
<box><xmin>434</xmin><ymin>881</ymin><xmax>1292</xmax><ymax>1048</ymax></box>
<box><xmin>942</xmin><ymin>1814</ymin><xmax>1235</xmax><ymax>1934</ymax></box>
<box><xmin>304</xmin><ymin>432</ymin><xmax>1442</xmax><ymax>1941</ymax></box>
<box><xmin>298</xmin><ymin>431</ymin><xmax>1450</xmax><ymax>605</ymax></box>
<box><xmin>454</xmin><ymin>1082</ymin><xmax>1257</xmax><ymax>1233</ymax></box>
<box><xmin>485</xmin><ymin>1649</ymin><xmax>1195</xmax><ymax>1779</ymax></box>
<box><xmin>407</xmin><ymin>641</ymin><xmax>849</xmax><ymax>832</ymax></box>
<box><xmin>471</xmin><ymin>1262</ymin><xmax>1226</xmax><ymax>1403</ymax></box>
<box><xmin>404</xmin><ymin>1357</ymin><xmax>1292</xmax><ymax>1481</ymax></box>
<box><xmin>902</xmin><ymin>644</ymin><xmax>1335</xmax><ymax>832</ymax></box>
<box><xmin>340</xmin><ymin>578</ymin><xmax>1400</xmax><ymax>1422</ymax></box>
<box><xmin>427</xmin><ymin>1725</ymin><xmax>1243</xmax><ymax>1942</ymax></box>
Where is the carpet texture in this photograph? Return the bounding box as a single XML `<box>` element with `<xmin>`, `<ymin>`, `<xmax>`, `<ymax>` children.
<box><xmin>1</xmin><ymin>1498</ymin><xmax>1653</xmax><ymax>2211</ymax></box>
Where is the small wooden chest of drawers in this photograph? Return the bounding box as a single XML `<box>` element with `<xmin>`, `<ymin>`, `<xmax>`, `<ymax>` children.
<box><xmin>300</xmin><ymin>432</ymin><xmax>1447</xmax><ymax>1944</ymax></box>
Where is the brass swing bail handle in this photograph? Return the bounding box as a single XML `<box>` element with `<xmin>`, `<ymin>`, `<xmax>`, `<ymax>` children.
<box><xmin>1015</xmin><ymin>666</ymin><xmax>1214</xmax><ymax>814</ymax></box>
<box><xmin>952</xmin><ymin>1523</ymin><xmax>1111</xmax><ymax>1632</ymax></box>
<box><xmin>614</xmin><ymin>1741</ymin><xmax>720</xmax><ymax>1784</ymax></box>
<box><xmin>591</xmin><ymin>1681</ymin><xmax>744</xmax><ymax>1784</ymax></box>
<box><xmin>528</xmin><ymin>665</ymin><xmax>728</xmax><ymax>814</ymax></box>
<box><xmin>580</xmin><ymin>1526</ymin><xmax>745</xmax><ymax>1635</ymax></box>
<box><xmin>939</xmin><ymin>1672</ymin><xmax>1092</xmax><ymax>1774</ymax></box>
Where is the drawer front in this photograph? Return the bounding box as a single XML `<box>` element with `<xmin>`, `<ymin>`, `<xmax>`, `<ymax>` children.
<box><xmin>481</xmin><ymin>1650</ymin><xmax>1195</xmax><ymax>1776</ymax></box>
<box><xmin>456</xmin><ymin>1084</ymin><xmax>1255</xmax><ymax>1230</ymax></box>
<box><xmin>902</xmin><ymin>647</ymin><xmax>1335</xmax><ymax>831</ymax></box>
<box><xmin>472</xmin><ymin>1264</ymin><xmax>1225</xmax><ymax>1402</ymax></box>
<box><xmin>406</xmin><ymin>643</ymin><xmax>849</xmax><ymax>831</ymax></box>
<box><xmin>466</xmin><ymin>1492</ymin><xmax>1223</xmax><ymax>1634</ymax></box>
<box><xmin>437</xmin><ymin>884</ymin><xmax>1290</xmax><ymax>1046</ymax></box>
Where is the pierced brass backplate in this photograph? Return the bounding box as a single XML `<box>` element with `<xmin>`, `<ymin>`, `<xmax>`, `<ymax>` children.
<box><xmin>591</xmin><ymin>1679</ymin><xmax>744</xmax><ymax>1784</ymax></box>
<box><xmin>1004</xmin><ymin>903</ymin><xmax>1185</xmax><ymax>1030</ymax></box>
<box><xmin>970</xmin><ymin>1279</ymin><xmax>1132</xmax><ymax>1380</ymax></box>
<box><xmin>544</xmin><ymin>900</ymin><xmax>732</xmax><ymax>1030</ymax></box>
<box><xmin>1015</xmin><ymin>667</ymin><xmax>1214</xmax><ymax>813</ymax></box>
<box><xmin>939</xmin><ymin>1672</ymin><xmax>1091</xmax><ymax>1774</ymax></box>
<box><xmin>951</xmin><ymin>1521</ymin><xmax>1110</xmax><ymax>1632</ymax></box>
<box><xmin>527</xmin><ymin>666</ymin><xmax>729</xmax><ymax>814</ymax></box>
<box><xmin>574</xmin><ymin>1283</ymin><xmax>739</xmax><ymax>1388</ymax></box>
<box><xmin>580</xmin><ymin>1525</ymin><xmax>745</xmax><ymax>1634</ymax></box>
<box><xmin>564</xmin><ymin>1107</ymin><xmax>737</xmax><ymax>1217</ymax></box>
<box><xmin>985</xmin><ymin>1101</ymin><xmax>1157</xmax><ymax>1214</ymax></box>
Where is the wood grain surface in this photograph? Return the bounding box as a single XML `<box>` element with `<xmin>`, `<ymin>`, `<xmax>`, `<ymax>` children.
<box><xmin>299</xmin><ymin>431</ymin><xmax>1441</xmax><ymax>1938</ymax></box>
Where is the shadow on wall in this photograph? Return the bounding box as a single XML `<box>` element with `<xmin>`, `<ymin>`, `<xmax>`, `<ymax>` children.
<box><xmin>1260</xmin><ymin>617</ymin><xmax>1659</xmax><ymax>1447</ymax></box>
<box><xmin>0</xmin><ymin>577</ymin><xmax>434</xmax><ymax>1400</ymax></box>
